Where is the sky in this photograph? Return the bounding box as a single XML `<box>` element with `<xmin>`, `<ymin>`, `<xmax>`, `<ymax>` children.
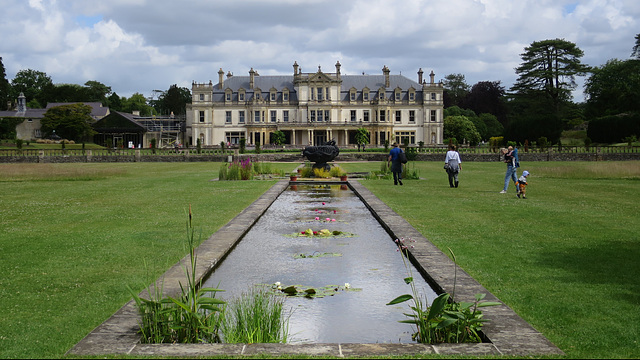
<box><xmin>1</xmin><ymin>0</ymin><xmax>638</xmax><ymax>102</ymax></box>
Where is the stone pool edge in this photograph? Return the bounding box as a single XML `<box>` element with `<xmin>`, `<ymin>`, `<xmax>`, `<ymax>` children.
<box><xmin>67</xmin><ymin>179</ymin><xmax>563</xmax><ymax>358</ymax></box>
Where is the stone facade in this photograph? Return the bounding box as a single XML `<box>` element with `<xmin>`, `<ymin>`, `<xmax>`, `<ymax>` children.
<box><xmin>186</xmin><ymin>62</ymin><xmax>445</xmax><ymax>148</ymax></box>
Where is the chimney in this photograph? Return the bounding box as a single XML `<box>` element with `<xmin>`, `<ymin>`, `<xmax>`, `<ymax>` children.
<box><xmin>418</xmin><ymin>68</ymin><xmax>424</xmax><ymax>84</ymax></box>
<box><xmin>226</xmin><ymin>71</ymin><xmax>233</xmax><ymax>79</ymax></box>
<box><xmin>293</xmin><ymin>61</ymin><xmax>299</xmax><ymax>75</ymax></box>
<box><xmin>335</xmin><ymin>61</ymin><xmax>341</xmax><ymax>80</ymax></box>
<box><xmin>218</xmin><ymin>68</ymin><xmax>224</xmax><ymax>89</ymax></box>
<box><xmin>430</xmin><ymin>70</ymin><xmax>435</xmax><ymax>84</ymax></box>
<box><xmin>249</xmin><ymin>68</ymin><xmax>255</xmax><ymax>89</ymax></box>
<box><xmin>382</xmin><ymin>65</ymin><xmax>390</xmax><ymax>88</ymax></box>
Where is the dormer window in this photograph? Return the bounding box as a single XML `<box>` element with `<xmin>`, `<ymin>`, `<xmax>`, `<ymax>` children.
<box><xmin>395</xmin><ymin>88</ymin><xmax>402</xmax><ymax>102</ymax></box>
<box><xmin>225</xmin><ymin>89</ymin><xmax>232</xmax><ymax>102</ymax></box>
<box><xmin>408</xmin><ymin>88</ymin><xmax>416</xmax><ymax>102</ymax></box>
<box><xmin>363</xmin><ymin>88</ymin><xmax>370</xmax><ymax>101</ymax></box>
<box><xmin>270</xmin><ymin>88</ymin><xmax>277</xmax><ymax>102</ymax></box>
<box><xmin>283</xmin><ymin>89</ymin><xmax>289</xmax><ymax>101</ymax></box>
<box><xmin>379</xmin><ymin>88</ymin><xmax>385</xmax><ymax>100</ymax></box>
<box><xmin>239</xmin><ymin>90</ymin><xmax>245</xmax><ymax>102</ymax></box>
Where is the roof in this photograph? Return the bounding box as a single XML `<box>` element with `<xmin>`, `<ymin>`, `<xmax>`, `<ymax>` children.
<box><xmin>210</xmin><ymin>73</ymin><xmax>425</xmax><ymax>102</ymax></box>
<box><xmin>0</xmin><ymin>102</ymin><xmax>109</xmax><ymax>119</ymax></box>
<box><xmin>92</xmin><ymin>111</ymin><xmax>145</xmax><ymax>132</ymax></box>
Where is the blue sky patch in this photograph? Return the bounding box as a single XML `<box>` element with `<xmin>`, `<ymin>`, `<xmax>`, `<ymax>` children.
<box><xmin>75</xmin><ymin>15</ymin><xmax>103</xmax><ymax>27</ymax></box>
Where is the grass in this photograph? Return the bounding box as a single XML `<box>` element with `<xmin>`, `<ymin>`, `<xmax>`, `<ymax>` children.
<box><xmin>1</xmin><ymin>160</ymin><xmax>639</xmax><ymax>358</ymax></box>
<box><xmin>340</xmin><ymin>161</ymin><xmax>640</xmax><ymax>359</ymax></box>
<box><xmin>0</xmin><ymin>162</ymin><xmax>289</xmax><ymax>358</ymax></box>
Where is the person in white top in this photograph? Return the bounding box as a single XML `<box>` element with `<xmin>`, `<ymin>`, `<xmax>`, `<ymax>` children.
<box><xmin>444</xmin><ymin>144</ymin><xmax>462</xmax><ymax>188</ymax></box>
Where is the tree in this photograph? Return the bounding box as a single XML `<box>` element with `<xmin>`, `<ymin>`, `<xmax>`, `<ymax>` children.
<box><xmin>10</xmin><ymin>69</ymin><xmax>54</xmax><ymax>107</ymax></box>
<box><xmin>84</xmin><ymin>81</ymin><xmax>112</xmax><ymax>103</ymax></box>
<box><xmin>354</xmin><ymin>128</ymin><xmax>369</xmax><ymax>151</ymax></box>
<box><xmin>584</xmin><ymin>59</ymin><xmax>640</xmax><ymax>118</ymax></box>
<box><xmin>511</xmin><ymin>39</ymin><xmax>590</xmax><ymax>107</ymax></box>
<box><xmin>120</xmin><ymin>93</ymin><xmax>154</xmax><ymax>116</ymax></box>
<box><xmin>154</xmin><ymin>84</ymin><xmax>191</xmax><ymax>116</ymax></box>
<box><xmin>40</xmin><ymin>104</ymin><xmax>96</xmax><ymax>141</ymax></box>
<box><xmin>0</xmin><ymin>57</ymin><xmax>10</xmax><ymax>111</ymax></box>
<box><xmin>271</xmin><ymin>130</ymin><xmax>286</xmax><ymax>145</ymax></box>
<box><xmin>443</xmin><ymin>73</ymin><xmax>470</xmax><ymax>108</ymax></box>
<box><xmin>106</xmin><ymin>92</ymin><xmax>122</xmax><ymax>111</ymax></box>
<box><xmin>462</xmin><ymin>81</ymin><xmax>508</xmax><ymax>126</ymax></box>
<box><xmin>632</xmin><ymin>33</ymin><xmax>640</xmax><ymax>59</ymax></box>
<box><xmin>443</xmin><ymin>115</ymin><xmax>481</xmax><ymax>146</ymax></box>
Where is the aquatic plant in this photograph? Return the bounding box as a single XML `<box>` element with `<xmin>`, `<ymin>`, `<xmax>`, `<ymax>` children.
<box><xmin>221</xmin><ymin>286</ymin><xmax>290</xmax><ymax>344</ymax></box>
<box><xmin>387</xmin><ymin>239</ymin><xmax>500</xmax><ymax>344</ymax></box>
<box><xmin>128</xmin><ymin>206</ymin><xmax>226</xmax><ymax>344</ymax></box>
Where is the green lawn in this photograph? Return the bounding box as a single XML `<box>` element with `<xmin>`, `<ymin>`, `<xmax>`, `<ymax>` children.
<box><xmin>343</xmin><ymin>160</ymin><xmax>640</xmax><ymax>359</ymax></box>
<box><xmin>1</xmin><ymin>161</ymin><xmax>639</xmax><ymax>359</ymax></box>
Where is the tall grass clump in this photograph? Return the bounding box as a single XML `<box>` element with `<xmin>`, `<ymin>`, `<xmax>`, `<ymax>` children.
<box><xmin>222</xmin><ymin>287</ymin><xmax>290</xmax><ymax>343</ymax></box>
<box><xmin>128</xmin><ymin>206</ymin><xmax>226</xmax><ymax>343</ymax></box>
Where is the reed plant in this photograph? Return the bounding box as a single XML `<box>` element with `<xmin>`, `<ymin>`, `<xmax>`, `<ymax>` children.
<box><xmin>221</xmin><ymin>286</ymin><xmax>290</xmax><ymax>343</ymax></box>
<box><xmin>128</xmin><ymin>205</ymin><xmax>226</xmax><ymax>343</ymax></box>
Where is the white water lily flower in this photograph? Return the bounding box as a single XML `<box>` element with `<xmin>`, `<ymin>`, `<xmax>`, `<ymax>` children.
<box><xmin>274</xmin><ymin>281</ymin><xmax>281</xmax><ymax>287</ymax></box>
<box><xmin>344</xmin><ymin>283</ymin><xmax>351</xmax><ymax>289</ymax></box>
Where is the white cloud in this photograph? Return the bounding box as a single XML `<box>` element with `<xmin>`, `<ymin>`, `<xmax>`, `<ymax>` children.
<box><xmin>0</xmin><ymin>0</ymin><xmax>638</xmax><ymax>99</ymax></box>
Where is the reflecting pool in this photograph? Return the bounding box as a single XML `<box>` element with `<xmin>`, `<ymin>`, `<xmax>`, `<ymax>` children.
<box><xmin>202</xmin><ymin>184</ymin><xmax>437</xmax><ymax>343</ymax></box>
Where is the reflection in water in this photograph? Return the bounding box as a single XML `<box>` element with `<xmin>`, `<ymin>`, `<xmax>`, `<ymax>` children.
<box><xmin>202</xmin><ymin>184</ymin><xmax>438</xmax><ymax>343</ymax></box>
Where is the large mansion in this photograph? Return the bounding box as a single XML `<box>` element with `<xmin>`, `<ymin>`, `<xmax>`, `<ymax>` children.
<box><xmin>186</xmin><ymin>61</ymin><xmax>444</xmax><ymax>148</ymax></box>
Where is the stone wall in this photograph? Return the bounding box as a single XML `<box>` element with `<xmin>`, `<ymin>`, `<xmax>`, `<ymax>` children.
<box><xmin>1</xmin><ymin>150</ymin><xmax>639</xmax><ymax>163</ymax></box>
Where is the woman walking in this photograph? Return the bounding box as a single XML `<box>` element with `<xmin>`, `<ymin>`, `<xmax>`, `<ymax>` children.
<box><xmin>444</xmin><ymin>144</ymin><xmax>462</xmax><ymax>188</ymax></box>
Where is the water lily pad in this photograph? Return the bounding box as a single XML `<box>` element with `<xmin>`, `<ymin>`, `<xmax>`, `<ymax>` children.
<box><xmin>293</xmin><ymin>252</ymin><xmax>343</xmax><ymax>259</ymax></box>
<box><xmin>263</xmin><ymin>283</ymin><xmax>361</xmax><ymax>298</ymax></box>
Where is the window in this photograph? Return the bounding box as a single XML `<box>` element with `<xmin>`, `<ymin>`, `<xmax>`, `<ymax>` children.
<box><xmin>239</xmin><ymin>111</ymin><xmax>245</xmax><ymax>123</ymax></box>
<box><xmin>431</xmin><ymin>92</ymin><xmax>436</xmax><ymax>100</ymax></box>
<box><xmin>363</xmin><ymin>110</ymin><xmax>369</xmax><ymax>122</ymax></box>
<box><xmin>363</xmin><ymin>92</ymin><xmax>369</xmax><ymax>101</ymax></box>
<box><xmin>225</xmin><ymin>131</ymin><xmax>245</xmax><ymax>145</ymax></box>
<box><xmin>409</xmin><ymin>110</ymin><xmax>415</xmax><ymax>123</ymax></box>
<box><xmin>239</xmin><ymin>92</ymin><xmax>245</xmax><ymax>101</ymax></box>
<box><xmin>283</xmin><ymin>91</ymin><xmax>289</xmax><ymax>101</ymax></box>
<box><xmin>317</xmin><ymin>87</ymin><xmax>323</xmax><ymax>101</ymax></box>
<box><xmin>350</xmin><ymin>110</ymin><xmax>356</xmax><ymax>122</ymax></box>
<box><xmin>225</xmin><ymin>111</ymin><xmax>232</xmax><ymax>124</ymax></box>
<box><xmin>379</xmin><ymin>110</ymin><xmax>386</xmax><ymax>122</ymax></box>
<box><xmin>395</xmin><ymin>131</ymin><xmax>415</xmax><ymax>145</ymax></box>
<box><xmin>324</xmin><ymin>110</ymin><xmax>330</xmax><ymax>122</ymax></box>
<box><xmin>270</xmin><ymin>110</ymin><xmax>277</xmax><ymax>122</ymax></box>
<box><xmin>395</xmin><ymin>91</ymin><xmax>401</xmax><ymax>101</ymax></box>
<box><xmin>283</xmin><ymin>110</ymin><xmax>289</xmax><ymax>122</ymax></box>
<box><xmin>310</xmin><ymin>110</ymin><xmax>316</xmax><ymax>122</ymax></box>
<box><xmin>409</xmin><ymin>91</ymin><xmax>415</xmax><ymax>101</ymax></box>
<box><xmin>431</xmin><ymin>110</ymin><xmax>436</xmax><ymax>122</ymax></box>
<box><xmin>255</xmin><ymin>110</ymin><xmax>261</xmax><ymax>122</ymax></box>
<box><xmin>395</xmin><ymin>110</ymin><xmax>402</xmax><ymax>122</ymax></box>
<box><xmin>271</xmin><ymin>92</ymin><xmax>276</xmax><ymax>101</ymax></box>
<box><xmin>255</xmin><ymin>92</ymin><xmax>260</xmax><ymax>100</ymax></box>
<box><xmin>199</xmin><ymin>94</ymin><xmax>204</xmax><ymax>101</ymax></box>
<box><xmin>226</xmin><ymin>92</ymin><xmax>231</xmax><ymax>101</ymax></box>
<box><xmin>199</xmin><ymin>110</ymin><xmax>205</xmax><ymax>123</ymax></box>
<box><xmin>379</xmin><ymin>91</ymin><xmax>385</xmax><ymax>100</ymax></box>
<box><xmin>350</xmin><ymin>91</ymin><xmax>356</xmax><ymax>101</ymax></box>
